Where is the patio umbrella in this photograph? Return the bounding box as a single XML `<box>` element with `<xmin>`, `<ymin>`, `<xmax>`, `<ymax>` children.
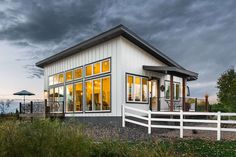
<box><xmin>13</xmin><ymin>90</ymin><xmax>35</xmax><ymax>105</ymax></box>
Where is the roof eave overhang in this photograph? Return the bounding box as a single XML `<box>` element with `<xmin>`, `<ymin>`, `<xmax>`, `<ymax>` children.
<box><xmin>143</xmin><ymin>65</ymin><xmax>198</xmax><ymax>81</ymax></box>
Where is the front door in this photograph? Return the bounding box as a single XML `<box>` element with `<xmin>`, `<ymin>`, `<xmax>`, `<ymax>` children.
<box><xmin>150</xmin><ymin>79</ymin><xmax>160</xmax><ymax>111</ymax></box>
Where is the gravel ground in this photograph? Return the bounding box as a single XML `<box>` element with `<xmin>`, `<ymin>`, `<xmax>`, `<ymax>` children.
<box><xmin>83</xmin><ymin>123</ymin><xmax>236</xmax><ymax>141</ymax></box>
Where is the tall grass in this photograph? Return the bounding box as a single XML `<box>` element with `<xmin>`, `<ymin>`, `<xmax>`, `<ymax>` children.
<box><xmin>0</xmin><ymin>120</ymin><xmax>172</xmax><ymax>157</ymax></box>
<box><xmin>1</xmin><ymin>119</ymin><xmax>235</xmax><ymax>157</ymax></box>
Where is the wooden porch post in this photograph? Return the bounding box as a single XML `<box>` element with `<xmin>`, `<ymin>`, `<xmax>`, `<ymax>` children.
<box><xmin>205</xmin><ymin>95</ymin><xmax>209</xmax><ymax>112</ymax></box>
<box><xmin>170</xmin><ymin>75</ymin><xmax>174</xmax><ymax>111</ymax></box>
<box><xmin>182</xmin><ymin>78</ymin><xmax>186</xmax><ymax>111</ymax></box>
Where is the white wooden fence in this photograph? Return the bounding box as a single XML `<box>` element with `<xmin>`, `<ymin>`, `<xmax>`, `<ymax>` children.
<box><xmin>122</xmin><ymin>105</ymin><xmax>236</xmax><ymax>141</ymax></box>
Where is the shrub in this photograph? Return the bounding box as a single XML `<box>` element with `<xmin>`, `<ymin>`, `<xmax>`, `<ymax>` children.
<box><xmin>210</xmin><ymin>103</ymin><xmax>229</xmax><ymax>112</ymax></box>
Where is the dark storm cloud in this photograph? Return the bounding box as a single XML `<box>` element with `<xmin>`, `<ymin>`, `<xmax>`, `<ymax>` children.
<box><xmin>24</xmin><ymin>64</ymin><xmax>44</xmax><ymax>79</ymax></box>
<box><xmin>0</xmin><ymin>0</ymin><xmax>236</xmax><ymax>98</ymax></box>
<box><xmin>0</xmin><ymin>0</ymin><xmax>104</xmax><ymax>43</ymax></box>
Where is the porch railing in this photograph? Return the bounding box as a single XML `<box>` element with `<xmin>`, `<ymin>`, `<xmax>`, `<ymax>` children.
<box><xmin>122</xmin><ymin>104</ymin><xmax>236</xmax><ymax>141</ymax></box>
<box><xmin>47</xmin><ymin>101</ymin><xmax>64</xmax><ymax>113</ymax></box>
<box><xmin>19</xmin><ymin>100</ymin><xmax>64</xmax><ymax>116</ymax></box>
<box><xmin>20</xmin><ymin>101</ymin><xmax>45</xmax><ymax>114</ymax></box>
<box><xmin>153</xmin><ymin>97</ymin><xmax>209</xmax><ymax>112</ymax></box>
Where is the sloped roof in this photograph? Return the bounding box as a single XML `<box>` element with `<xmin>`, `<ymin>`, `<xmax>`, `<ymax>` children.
<box><xmin>36</xmin><ymin>24</ymin><xmax>186</xmax><ymax>69</ymax></box>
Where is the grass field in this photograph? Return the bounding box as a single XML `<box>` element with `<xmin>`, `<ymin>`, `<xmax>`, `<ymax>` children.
<box><xmin>0</xmin><ymin>119</ymin><xmax>235</xmax><ymax>157</ymax></box>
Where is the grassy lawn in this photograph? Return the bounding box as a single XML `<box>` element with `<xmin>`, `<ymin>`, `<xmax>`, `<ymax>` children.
<box><xmin>0</xmin><ymin>119</ymin><xmax>235</xmax><ymax>157</ymax></box>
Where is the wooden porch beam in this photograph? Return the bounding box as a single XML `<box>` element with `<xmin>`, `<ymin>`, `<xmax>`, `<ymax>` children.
<box><xmin>170</xmin><ymin>75</ymin><xmax>174</xmax><ymax>111</ymax></box>
<box><xmin>182</xmin><ymin>78</ymin><xmax>186</xmax><ymax>111</ymax></box>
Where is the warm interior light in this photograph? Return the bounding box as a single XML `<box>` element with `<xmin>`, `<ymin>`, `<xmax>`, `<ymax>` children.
<box><xmin>44</xmin><ymin>90</ymin><xmax>48</xmax><ymax>100</ymax></box>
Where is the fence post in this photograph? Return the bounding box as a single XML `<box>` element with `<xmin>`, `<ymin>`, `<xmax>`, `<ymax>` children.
<box><xmin>148</xmin><ymin>110</ymin><xmax>151</xmax><ymax>134</ymax></box>
<box><xmin>30</xmin><ymin>101</ymin><xmax>33</xmax><ymax>114</ymax></box>
<box><xmin>122</xmin><ymin>104</ymin><xmax>125</xmax><ymax>127</ymax></box>
<box><xmin>180</xmin><ymin>110</ymin><xmax>183</xmax><ymax>138</ymax></box>
<box><xmin>19</xmin><ymin>102</ymin><xmax>22</xmax><ymax>114</ymax></box>
<box><xmin>217</xmin><ymin>111</ymin><xmax>221</xmax><ymax>141</ymax></box>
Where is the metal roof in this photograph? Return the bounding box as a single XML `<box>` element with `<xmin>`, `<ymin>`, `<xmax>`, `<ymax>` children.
<box><xmin>143</xmin><ymin>66</ymin><xmax>198</xmax><ymax>81</ymax></box>
<box><xmin>36</xmin><ymin>24</ymin><xmax>185</xmax><ymax>69</ymax></box>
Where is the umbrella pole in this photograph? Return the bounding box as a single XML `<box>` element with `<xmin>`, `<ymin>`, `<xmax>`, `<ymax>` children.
<box><xmin>24</xmin><ymin>95</ymin><xmax>25</xmax><ymax>105</ymax></box>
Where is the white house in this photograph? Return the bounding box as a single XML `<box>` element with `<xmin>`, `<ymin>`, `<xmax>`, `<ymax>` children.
<box><xmin>36</xmin><ymin>25</ymin><xmax>198</xmax><ymax>120</ymax></box>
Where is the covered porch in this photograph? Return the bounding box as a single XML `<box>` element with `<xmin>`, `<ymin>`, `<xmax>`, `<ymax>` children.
<box><xmin>143</xmin><ymin>65</ymin><xmax>198</xmax><ymax>112</ymax></box>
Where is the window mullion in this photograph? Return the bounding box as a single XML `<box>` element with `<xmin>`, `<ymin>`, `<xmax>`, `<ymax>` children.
<box><xmin>91</xmin><ymin>80</ymin><xmax>95</xmax><ymax>111</ymax></box>
<box><xmin>100</xmin><ymin>78</ymin><xmax>102</xmax><ymax>111</ymax></box>
<box><xmin>133</xmin><ymin>76</ymin><xmax>135</xmax><ymax>102</ymax></box>
<box><xmin>140</xmin><ymin>77</ymin><xmax>142</xmax><ymax>102</ymax></box>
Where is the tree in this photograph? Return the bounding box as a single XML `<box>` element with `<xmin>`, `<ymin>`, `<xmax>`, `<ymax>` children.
<box><xmin>217</xmin><ymin>67</ymin><xmax>236</xmax><ymax>112</ymax></box>
<box><xmin>0</xmin><ymin>99</ymin><xmax>13</xmax><ymax>114</ymax></box>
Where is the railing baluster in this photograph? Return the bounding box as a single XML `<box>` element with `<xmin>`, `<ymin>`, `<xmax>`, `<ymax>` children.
<box><xmin>122</xmin><ymin>105</ymin><xmax>125</xmax><ymax>127</ymax></box>
<box><xmin>148</xmin><ymin>110</ymin><xmax>151</xmax><ymax>134</ymax></box>
<box><xmin>180</xmin><ymin>110</ymin><xmax>183</xmax><ymax>138</ymax></box>
<box><xmin>217</xmin><ymin>111</ymin><xmax>221</xmax><ymax>141</ymax></box>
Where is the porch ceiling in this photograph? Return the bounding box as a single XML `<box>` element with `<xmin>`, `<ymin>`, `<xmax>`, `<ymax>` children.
<box><xmin>143</xmin><ymin>65</ymin><xmax>198</xmax><ymax>81</ymax></box>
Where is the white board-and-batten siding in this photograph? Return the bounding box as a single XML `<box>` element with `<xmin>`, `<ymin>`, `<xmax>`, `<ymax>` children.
<box><xmin>118</xmin><ymin>37</ymin><xmax>184</xmax><ymax>114</ymax></box>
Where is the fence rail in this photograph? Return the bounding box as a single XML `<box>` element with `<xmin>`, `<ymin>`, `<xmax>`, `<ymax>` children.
<box><xmin>122</xmin><ymin>105</ymin><xmax>236</xmax><ymax>141</ymax></box>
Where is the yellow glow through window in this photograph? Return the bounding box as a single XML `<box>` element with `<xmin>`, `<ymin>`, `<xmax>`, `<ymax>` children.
<box><xmin>93</xmin><ymin>62</ymin><xmax>101</xmax><ymax>75</ymax></box>
<box><xmin>86</xmin><ymin>65</ymin><xmax>92</xmax><ymax>76</ymax></box>
<box><xmin>74</xmin><ymin>68</ymin><xmax>82</xmax><ymax>79</ymax></box>
<box><xmin>102</xmin><ymin>60</ymin><xmax>110</xmax><ymax>72</ymax></box>
<box><xmin>66</xmin><ymin>71</ymin><xmax>73</xmax><ymax>81</ymax></box>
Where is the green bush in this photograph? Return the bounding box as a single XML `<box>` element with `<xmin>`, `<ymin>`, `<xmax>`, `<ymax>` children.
<box><xmin>210</xmin><ymin>103</ymin><xmax>229</xmax><ymax>112</ymax></box>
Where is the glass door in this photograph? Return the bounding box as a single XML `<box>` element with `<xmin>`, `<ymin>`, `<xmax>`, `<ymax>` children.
<box><xmin>150</xmin><ymin>79</ymin><xmax>159</xmax><ymax>111</ymax></box>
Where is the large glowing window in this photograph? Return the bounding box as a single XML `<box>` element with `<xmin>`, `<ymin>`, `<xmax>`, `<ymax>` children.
<box><xmin>135</xmin><ymin>77</ymin><xmax>141</xmax><ymax>101</ymax></box>
<box><xmin>49</xmin><ymin>76</ymin><xmax>53</xmax><ymax>86</ymax></box>
<box><xmin>54</xmin><ymin>74</ymin><xmax>59</xmax><ymax>85</ymax></box>
<box><xmin>165</xmin><ymin>81</ymin><xmax>170</xmax><ymax>100</ymax></box>
<box><xmin>74</xmin><ymin>82</ymin><xmax>83</xmax><ymax>111</ymax></box>
<box><xmin>86</xmin><ymin>81</ymin><xmax>92</xmax><ymax>111</ymax></box>
<box><xmin>174</xmin><ymin>83</ymin><xmax>180</xmax><ymax>100</ymax></box>
<box><xmin>86</xmin><ymin>65</ymin><xmax>92</xmax><ymax>76</ymax></box>
<box><xmin>66</xmin><ymin>84</ymin><xmax>73</xmax><ymax>112</ymax></box>
<box><xmin>102</xmin><ymin>77</ymin><xmax>110</xmax><ymax>110</ymax></box>
<box><xmin>93</xmin><ymin>62</ymin><xmax>101</xmax><ymax>75</ymax></box>
<box><xmin>74</xmin><ymin>68</ymin><xmax>82</xmax><ymax>79</ymax></box>
<box><xmin>102</xmin><ymin>60</ymin><xmax>110</xmax><ymax>73</ymax></box>
<box><xmin>142</xmin><ymin>78</ymin><xmax>148</xmax><ymax>102</ymax></box>
<box><xmin>48</xmin><ymin>58</ymin><xmax>111</xmax><ymax>113</ymax></box>
<box><xmin>126</xmin><ymin>74</ymin><xmax>148</xmax><ymax>103</ymax></box>
<box><xmin>127</xmin><ymin>75</ymin><xmax>134</xmax><ymax>101</ymax></box>
<box><xmin>66</xmin><ymin>71</ymin><xmax>73</xmax><ymax>82</ymax></box>
<box><xmin>93</xmin><ymin>79</ymin><xmax>101</xmax><ymax>110</ymax></box>
<box><xmin>58</xmin><ymin>73</ymin><xmax>64</xmax><ymax>83</ymax></box>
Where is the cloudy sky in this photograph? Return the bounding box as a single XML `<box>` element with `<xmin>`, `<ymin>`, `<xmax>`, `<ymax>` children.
<box><xmin>0</xmin><ymin>0</ymin><xmax>235</xmax><ymax>102</ymax></box>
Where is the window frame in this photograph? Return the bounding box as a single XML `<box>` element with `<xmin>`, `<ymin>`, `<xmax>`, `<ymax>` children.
<box><xmin>174</xmin><ymin>82</ymin><xmax>181</xmax><ymax>101</ymax></box>
<box><xmin>47</xmin><ymin>57</ymin><xmax>111</xmax><ymax>114</ymax></box>
<box><xmin>74</xmin><ymin>81</ymin><xmax>83</xmax><ymax>112</ymax></box>
<box><xmin>125</xmin><ymin>73</ymin><xmax>149</xmax><ymax>104</ymax></box>
<box><xmin>85</xmin><ymin>74</ymin><xmax>111</xmax><ymax>113</ymax></box>
<box><xmin>164</xmin><ymin>80</ymin><xmax>181</xmax><ymax>102</ymax></box>
<box><xmin>84</xmin><ymin>58</ymin><xmax>111</xmax><ymax>78</ymax></box>
<box><xmin>65</xmin><ymin>70</ymin><xmax>73</xmax><ymax>82</ymax></box>
<box><xmin>74</xmin><ymin>67</ymin><xmax>83</xmax><ymax>80</ymax></box>
<box><xmin>48</xmin><ymin>72</ymin><xmax>64</xmax><ymax>86</ymax></box>
<box><xmin>164</xmin><ymin>80</ymin><xmax>171</xmax><ymax>100</ymax></box>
